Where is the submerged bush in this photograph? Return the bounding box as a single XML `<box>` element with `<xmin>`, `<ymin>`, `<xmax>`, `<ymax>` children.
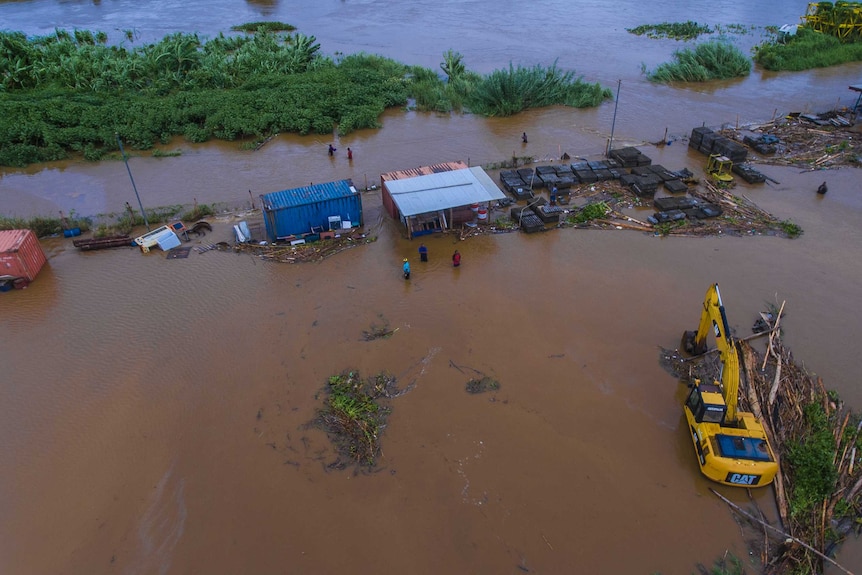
<box><xmin>627</xmin><ymin>21</ymin><xmax>712</xmax><ymax>41</ymax></box>
<box><xmin>647</xmin><ymin>40</ymin><xmax>751</xmax><ymax>82</ymax></box>
<box><xmin>467</xmin><ymin>62</ymin><xmax>612</xmax><ymax>117</ymax></box>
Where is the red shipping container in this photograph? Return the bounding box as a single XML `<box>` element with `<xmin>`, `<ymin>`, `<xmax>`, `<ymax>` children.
<box><xmin>0</xmin><ymin>229</ymin><xmax>48</xmax><ymax>283</ymax></box>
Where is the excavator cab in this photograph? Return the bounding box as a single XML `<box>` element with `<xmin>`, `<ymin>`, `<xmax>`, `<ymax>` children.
<box><xmin>706</xmin><ymin>154</ymin><xmax>734</xmax><ymax>184</ymax></box>
<box><xmin>685</xmin><ymin>382</ymin><xmax>727</xmax><ymax>424</ymax></box>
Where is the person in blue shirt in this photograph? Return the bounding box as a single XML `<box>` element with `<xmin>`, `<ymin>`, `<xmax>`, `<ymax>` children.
<box><xmin>402</xmin><ymin>258</ymin><xmax>411</xmax><ymax>279</ymax></box>
<box><xmin>418</xmin><ymin>243</ymin><xmax>428</xmax><ymax>262</ymax></box>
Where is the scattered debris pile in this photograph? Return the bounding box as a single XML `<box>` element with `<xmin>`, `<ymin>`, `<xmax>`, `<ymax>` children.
<box><xmin>314</xmin><ymin>371</ymin><xmax>398</xmax><ymax>468</ymax></box>
<box><xmin>722</xmin><ymin>111</ymin><xmax>861</xmax><ymax>170</ymax></box>
<box><xmin>234</xmin><ymin>232</ymin><xmax>373</xmax><ymax>263</ymax></box>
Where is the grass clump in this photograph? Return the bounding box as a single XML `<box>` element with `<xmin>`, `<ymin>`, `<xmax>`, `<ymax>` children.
<box><xmin>785</xmin><ymin>403</ymin><xmax>838</xmax><ymax>518</ymax></box>
<box><xmin>409</xmin><ymin>54</ymin><xmax>611</xmax><ymax>116</ymax></box>
<box><xmin>778</xmin><ymin>219</ymin><xmax>803</xmax><ymax>238</ymax></box>
<box><xmin>467</xmin><ymin>62</ymin><xmax>612</xmax><ymax>117</ymax></box>
<box><xmin>646</xmin><ymin>40</ymin><xmax>751</xmax><ymax>82</ymax></box>
<box><xmin>654</xmin><ymin>221</ymin><xmax>686</xmax><ymax>236</ymax></box>
<box><xmin>569</xmin><ymin>201</ymin><xmax>609</xmax><ymax>224</ymax></box>
<box><xmin>627</xmin><ymin>21</ymin><xmax>712</xmax><ymax>41</ymax></box>
<box><xmin>754</xmin><ymin>26</ymin><xmax>862</xmax><ymax>71</ymax></box>
<box><xmin>180</xmin><ymin>203</ymin><xmax>215</xmax><ymax>222</ymax></box>
<box><xmin>231</xmin><ymin>21</ymin><xmax>296</xmax><ymax>33</ymax></box>
<box><xmin>0</xmin><ymin>214</ymin><xmax>91</xmax><ymax>237</ymax></box>
<box><xmin>151</xmin><ymin>149</ymin><xmax>182</xmax><ymax>158</ymax></box>
<box><xmin>465</xmin><ymin>376</ymin><xmax>500</xmax><ymax>394</ymax></box>
<box><xmin>316</xmin><ymin>371</ymin><xmax>395</xmax><ymax>467</ymax></box>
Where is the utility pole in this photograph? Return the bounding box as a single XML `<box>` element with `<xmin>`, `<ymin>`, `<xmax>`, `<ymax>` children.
<box><xmin>116</xmin><ymin>133</ymin><xmax>150</xmax><ymax>231</ymax></box>
<box><xmin>606</xmin><ymin>79</ymin><xmax>621</xmax><ymax>157</ymax></box>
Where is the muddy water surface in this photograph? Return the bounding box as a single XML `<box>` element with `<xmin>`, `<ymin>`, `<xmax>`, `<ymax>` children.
<box><xmin>2</xmin><ymin>1</ymin><xmax>862</xmax><ymax>574</ymax></box>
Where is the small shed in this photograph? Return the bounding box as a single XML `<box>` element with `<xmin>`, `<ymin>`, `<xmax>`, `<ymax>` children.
<box><xmin>0</xmin><ymin>229</ymin><xmax>48</xmax><ymax>288</ymax></box>
<box><xmin>381</xmin><ymin>165</ymin><xmax>506</xmax><ymax>238</ymax></box>
<box><xmin>260</xmin><ymin>180</ymin><xmax>363</xmax><ymax>242</ymax></box>
<box><xmin>381</xmin><ymin>161</ymin><xmax>468</xmax><ymax>219</ymax></box>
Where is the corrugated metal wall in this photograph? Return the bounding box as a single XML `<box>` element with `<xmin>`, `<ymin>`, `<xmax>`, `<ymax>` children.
<box><xmin>262</xmin><ymin>192</ymin><xmax>363</xmax><ymax>240</ymax></box>
<box><xmin>0</xmin><ymin>229</ymin><xmax>48</xmax><ymax>282</ymax></box>
<box><xmin>381</xmin><ymin>185</ymin><xmax>398</xmax><ymax>219</ymax></box>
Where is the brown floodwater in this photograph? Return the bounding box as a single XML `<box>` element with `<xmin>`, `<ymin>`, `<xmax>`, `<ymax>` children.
<box><xmin>2</xmin><ymin>1</ymin><xmax>862</xmax><ymax>574</ymax></box>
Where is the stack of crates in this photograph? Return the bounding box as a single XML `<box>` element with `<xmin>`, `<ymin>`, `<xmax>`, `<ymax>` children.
<box><xmin>689</xmin><ymin>127</ymin><xmax>747</xmax><ymax>163</ymax></box>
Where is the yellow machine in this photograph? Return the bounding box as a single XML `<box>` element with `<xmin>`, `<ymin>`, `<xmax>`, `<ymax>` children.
<box><xmin>803</xmin><ymin>2</ymin><xmax>862</xmax><ymax>42</ymax></box>
<box><xmin>706</xmin><ymin>154</ymin><xmax>734</xmax><ymax>184</ymax></box>
<box><xmin>680</xmin><ymin>283</ymin><xmax>779</xmax><ymax>487</ymax></box>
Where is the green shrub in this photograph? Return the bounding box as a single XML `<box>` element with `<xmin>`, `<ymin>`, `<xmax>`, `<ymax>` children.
<box><xmin>647</xmin><ymin>40</ymin><xmax>751</xmax><ymax>82</ymax></box>
<box><xmin>231</xmin><ymin>22</ymin><xmax>296</xmax><ymax>33</ymax></box>
<box><xmin>0</xmin><ymin>28</ymin><xmax>609</xmax><ymax>167</ymax></box>
<box><xmin>569</xmin><ymin>201</ymin><xmax>609</xmax><ymax>223</ymax></box>
<box><xmin>786</xmin><ymin>403</ymin><xmax>837</xmax><ymax>517</ymax></box>
<box><xmin>468</xmin><ymin>62</ymin><xmax>611</xmax><ymax>117</ymax></box>
<box><xmin>779</xmin><ymin>219</ymin><xmax>803</xmax><ymax>238</ymax></box>
<box><xmin>627</xmin><ymin>21</ymin><xmax>712</xmax><ymax>41</ymax></box>
<box><xmin>754</xmin><ymin>26</ymin><xmax>862</xmax><ymax>71</ymax></box>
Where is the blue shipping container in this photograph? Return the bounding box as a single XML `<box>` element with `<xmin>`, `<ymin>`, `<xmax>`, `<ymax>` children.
<box><xmin>260</xmin><ymin>180</ymin><xmax>363</xmax><ymax>241</ymax></box>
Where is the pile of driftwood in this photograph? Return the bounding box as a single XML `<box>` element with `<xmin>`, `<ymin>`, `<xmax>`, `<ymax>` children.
<box><xmin>234</xmin><ymin>234</ymin><xmax>371</xmax><ymax>263</ymax></box>
<box><xmin>734</xmin><ymin>316</ymin><xmax>861</xmax><ymax>575</ymax></box>
<box><xmin>671</xmin><ymin>309</ymin><xmax>861</xmax><ymax>575</ymax></box>
<box><xmin>722</xmin><ymin>115</ymin><xmax>861</xmax><ymax>170</ymax></box>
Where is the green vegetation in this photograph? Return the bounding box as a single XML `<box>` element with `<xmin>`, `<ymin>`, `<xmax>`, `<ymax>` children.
<box><xmin>411</xmin><ymin>57</ymin><xmax>610</xmax><ymax>116</ymax></box>
<box><xmin>231</xmin><ymin>21</ymin><xmax>296</xmax><ymax>33</ymax></box>
<box><xmin>627</xmin><ymin>21</ymin><xmax>713</xmax><ymax>41</ymax></box>
<box><xmin>465</xmin><ymin>376</ymin><xmax>500</xmax><ymax>394</ymax></box>
<box><xmin>696</xmin><ymin>552</ymin><xmax>747</xmax><ymax>575</ymax></box>
<box><xmin>492</xmin><ymin>216</ymin><xmax>517</xmax><ymax>230</ymax></box>
<box><xmin>468</xmin><ymin>62</ymin><xmax>612</xmax><ymax>117</ymax></box>
<box><xmin>0</xmin><ymin>31</ymin><xmax>611</xmax><ymax>167</ymax></box>
<box><xmin>778</xmin><ymin>219</ymin><xmax>803</xmax><ymax>238</ymax></box>
<box><xmin>718</xmin><ymin>23</ymin><xmax>756</xmax><ymax>35</ymax></box>
<box><xmin>181</xmin><ymin>202</ymin><xmax>215</xmax><ymax>222</ymax></box>
<box><xmin>785</xmin><ymin>403</ymin><xmax>838</xmax><ymax>517</ymax></box>
<box><xmin>151</xmin><ymin>148</ymin><xmax>182</xmax><ymax>158</ymax></box>
<box><xmin>646</xmin><ymin>41</ymin><xmax>751</xmax><ymax>82</ymax></box>
<box><xmin>0</xmin><ymin>213</ymin><xmax>91</xmax><ymax>237</ymax></box>
<box><xmin>754</xmin><ymin>26</ymin><xmax>862</xmax><ymax>71</ymax></box>
<box><xmin>317</xmin><ymin>371</ymin><xmax>395</xmax><ymax>467</ymax></box>
<box><xmin>569</xmin><ymin>201</ymin><xmax>609</xmax><ymax>224</ymax></box>
<box><xmin>654</xmin><ymin>221</ymin><xmax>685</xmax><ymax>236</ymax></box>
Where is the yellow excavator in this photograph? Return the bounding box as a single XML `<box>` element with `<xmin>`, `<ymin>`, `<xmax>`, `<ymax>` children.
<box><xmin>680</xmin><ymin>283</ymin><xmax>779</xmax><ymax>487</ymax></box>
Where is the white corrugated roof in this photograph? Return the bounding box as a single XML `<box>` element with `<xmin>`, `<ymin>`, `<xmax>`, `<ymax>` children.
<box><xmin>386</xmin><ymin>167</ymin><xmax>506</xmax><ymax>217</ymax></box>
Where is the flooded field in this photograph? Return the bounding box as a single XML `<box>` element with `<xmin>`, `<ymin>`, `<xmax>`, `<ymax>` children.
<box><xmin>2</xmin><ymin>1</ymin><xmax>862</xmax><ymax>573</ymax></box>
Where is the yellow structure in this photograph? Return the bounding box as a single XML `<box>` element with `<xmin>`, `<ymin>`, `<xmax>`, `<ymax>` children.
<box><xmin>680</xmin><ymin>284</ymin><xmax>779</xmax><ymax>487</ymax></box>
<box><xmin>706</xmin><ymin>154</ymin><xmax>733</xmax><ymax>184</ymax></box>
<box><xmin>803</xmin><ymin>2</ymin><xmax>862</xmax><ymax>42</ymax></box>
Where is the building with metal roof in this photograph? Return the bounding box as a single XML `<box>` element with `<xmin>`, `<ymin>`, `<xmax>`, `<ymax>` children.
<box><xmin>380</xmin><ymin>165</ymin><xmax>506</xmax><ymax>238</ymax></box>
<box><xmin>260</xmin><ymin>180</ymin><xmax>363</xmax><ymax>242</ymax></box>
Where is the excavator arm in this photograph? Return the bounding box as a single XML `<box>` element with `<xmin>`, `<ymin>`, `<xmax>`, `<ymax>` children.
<box><xmin>682</xmin><ymin>283</ymin><xmax>740</xmax><ymax>422</ymax></box>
